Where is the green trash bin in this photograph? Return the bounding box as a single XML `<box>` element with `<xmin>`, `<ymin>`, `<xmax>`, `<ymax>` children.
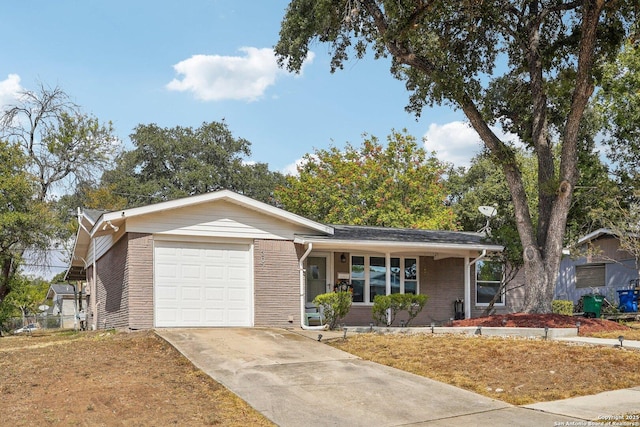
<box><xmin>583</xmin><ymin>294</ymin><xmax>604</xmax><ymax>318</ymax></box>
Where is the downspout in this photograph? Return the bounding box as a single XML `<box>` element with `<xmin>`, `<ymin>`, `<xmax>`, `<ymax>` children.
<box><xmin>465</xmin><ymin>250</ymin><xmax>487</xmax><ymax>319</ymax></box>
<box><xmin>299</xmin><ymin>243</ymin><xmax>326</xmax><ymax>330</ymax></box>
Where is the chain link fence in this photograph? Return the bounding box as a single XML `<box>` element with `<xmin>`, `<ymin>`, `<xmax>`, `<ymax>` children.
<box><xmin>5</xmin><ymin>315</ymin><xmax>80</xmax><ymax>333</ymax></box>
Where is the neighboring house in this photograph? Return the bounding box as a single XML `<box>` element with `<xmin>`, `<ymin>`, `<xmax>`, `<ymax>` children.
<box><xmin>46</xmin><ymin>284</ymin><xmax>80</xmax><ymax>328</ymax></box>
<box><xmin>66</xmin><ymin>190</ymin><xmax>521</xmax><ymax>331</ymax></box>
<box><xmin>555</xmin><ymin>229</ymin><xmax>639</xmax><ymax>306</ymax></box>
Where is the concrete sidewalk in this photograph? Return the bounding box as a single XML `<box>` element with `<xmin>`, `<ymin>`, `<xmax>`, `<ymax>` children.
<box><xmin>554</xmin><ymin>335</ymin><xmax>640</xmax><ymax>349</ymax></box>
<box><xmin>524</xmin><ymin>387</ymin><xmax>640</xmax><ymax>420</ymax></box>
<box><xmin>157</xmin><ymin>328</ymin><xmax>587</xmax><ymax>426</ymax></box>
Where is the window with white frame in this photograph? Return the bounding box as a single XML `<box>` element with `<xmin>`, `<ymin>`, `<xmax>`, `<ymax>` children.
<box><xmin>475</xmin><ymin>260</ymin><xmax>504</xmax><ymax>305</ymax></box>
<box><xmin>350</xmin><ymin>255</ymin><xmax>419</xmax><ymax>303</ymax></box>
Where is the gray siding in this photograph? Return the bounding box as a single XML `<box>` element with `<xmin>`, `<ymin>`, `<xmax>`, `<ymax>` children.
<box><xmin>555</xmin><ymin>235</ymin><xmax>639</xmax><ymax>305</ymax></box>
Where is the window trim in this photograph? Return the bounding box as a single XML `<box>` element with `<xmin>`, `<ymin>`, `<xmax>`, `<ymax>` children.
<box><xmin>350</xmin><ymin>254</ymin><xmax>420</xmax><ymax>305</ymax></box>
<box><xmin>475</xmin><ymin>260</ymin><xmax>505</xmax><ymax>306</ymax></box>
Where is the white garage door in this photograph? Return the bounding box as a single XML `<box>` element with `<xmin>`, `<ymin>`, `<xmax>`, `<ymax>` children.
<box><xmin>154</xmin><ymin>240</ymin><xmax>252</xmax><ymax>327</ymax></box>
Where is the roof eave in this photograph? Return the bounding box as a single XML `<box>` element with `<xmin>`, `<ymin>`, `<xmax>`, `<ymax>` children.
<box><xmin>297</xmin><ymin>237</ymin><xmax>503</xmax><ymax>253</ymax></box>
<box><xmin>95</xmin><ymin>190</ymin><xmax>333</xmax><ymax>236</ymax></box>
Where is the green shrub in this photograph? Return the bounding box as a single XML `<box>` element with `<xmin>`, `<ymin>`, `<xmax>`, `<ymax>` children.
<box><xmin>552</xmin><ymin>300</ymin><xmax>574</xmax><ymax>315</ymax></box>
<box><xmin>372</xmin><ymin>293</ymin><xmax>429</xmax><ymax>326</ymax></box>
<box><xmin>372</xmin><ymin>295</ymin><xmax>395</xmax><ymax>326</ymax></box>
<box><xmin>313</xmin><ymin>291</ymin><xmax>352</xmax><ymax>330</ymax></box>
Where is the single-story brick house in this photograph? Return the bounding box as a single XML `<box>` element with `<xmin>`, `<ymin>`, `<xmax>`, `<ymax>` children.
<box><xmin>66</xmin><ymin>190</ymin><xmax>521</xmax><ymax>330</ymax></box>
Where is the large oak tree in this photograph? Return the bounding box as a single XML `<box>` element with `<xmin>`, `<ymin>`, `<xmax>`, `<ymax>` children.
<box><xmin>99</xmin><ymin>121</ymin><xmax>286</xmax><ymax>209</ymax></box>
<box><xmin>275</xmin><ymin>0</ymin><xmax>636</xmax><ymax>313</ymax></box>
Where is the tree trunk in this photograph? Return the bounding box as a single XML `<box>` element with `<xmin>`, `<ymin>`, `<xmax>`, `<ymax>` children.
<box><xmin>0</xmin><ymin>257</ymin><xmax>12</xmax><ymax>302</ymax></box>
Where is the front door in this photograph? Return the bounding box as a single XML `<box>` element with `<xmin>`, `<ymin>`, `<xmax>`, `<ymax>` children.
<box><xmin>306</xmin><ymin>256</ymin><xmax>328</xmax><ymax>303</ymax></box>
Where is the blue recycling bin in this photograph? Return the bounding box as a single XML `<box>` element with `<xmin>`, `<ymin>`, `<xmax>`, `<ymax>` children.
<box><xmin>617</xmin><ymin>290</ymin><xmax>638</xmax><ymax>313</ymax></box>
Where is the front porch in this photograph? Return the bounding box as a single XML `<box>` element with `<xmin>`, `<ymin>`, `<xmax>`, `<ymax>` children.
<box><xmin>297</xmin><ymin>225</ymin><xmax>518</xmax><ymax>327</ymax></box>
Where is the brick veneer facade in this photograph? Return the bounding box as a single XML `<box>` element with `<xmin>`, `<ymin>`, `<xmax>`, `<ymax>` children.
<box><xmin>94</xmin><ymin>233</ymin><xmax>153</xmax><ymax>330</ymax></box>
<box><xmin>253</xmin><ymin>239</ymin><xmax>302</xmax><ymax>328</ymax></box>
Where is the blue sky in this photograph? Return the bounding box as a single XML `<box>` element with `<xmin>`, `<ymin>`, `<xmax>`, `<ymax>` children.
<box><xmin>0</xmin><ymin>0</ymin><xmax>507</xmax><ymax>175</ymax></box>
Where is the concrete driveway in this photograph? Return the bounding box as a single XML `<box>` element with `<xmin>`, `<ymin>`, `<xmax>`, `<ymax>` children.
<box><xmin>157</xmin><ymin>328</ymin><xmax>582</xmax><ymax>426</ymax></box>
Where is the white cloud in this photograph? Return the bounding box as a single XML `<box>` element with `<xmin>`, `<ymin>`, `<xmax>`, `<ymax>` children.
<box><xmin>281</xmin><ymin>157</ymin><xmax>308</xmax><ymax>176</ymax></box>
<box><xmin>167</xmin><ymin>47</ymin><xmax>315</xmax><ymax>102</ymax></box>
<box><xmin>423</xmin><ymin>121</ymin><xmax>519</xmax><ymax>168</ymax></box>
<box><xmin>0</xmin><ymin>74</ymin><xmax>23</xmax><ymax>109</ymax></box>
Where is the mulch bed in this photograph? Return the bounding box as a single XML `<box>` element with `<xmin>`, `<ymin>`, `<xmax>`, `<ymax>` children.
<box><xmin>453</xmin><ymin>313</ymin><xmax>629</xmax><ymax>335</ymax></box>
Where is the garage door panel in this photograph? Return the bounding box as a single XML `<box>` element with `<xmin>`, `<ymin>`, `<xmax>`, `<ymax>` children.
<box><xmin>181</xmin><ymin>286</ymin><xmax>202</xmax><ymax>300</ymax></box>
<box><xmin>157</xmin><ymin>308</ymin><xmax>178</xmax><ymax>322</ymax></box>
<box><xmin>205</xmin><ymin>287</ymin><xmax>224</xmax><ymax>301</ymax></box>
<box><xmin>228</xmin><ymin>309</ymin><xmax>250</xmax><ymax>325</ymax></box>
<box><xmin>154</xmin><ymin>241</ymin><xmax>252</xmax><ymax>327</ymax></box>
<box><xmin>205</xmin><ymin>266</ymin><xmax>224</xmax><ymax>280</ymax></box>
<box><xmin>228</xmin><ymin>266</ymin><xmax>249</xmax><ymax>280</ymax></box>
<box><xmin>156</xmin><ymin>286</ymin><xmax>178</xmax><ymax>301</ymax></box>
<box><xmin>156</xmin><ymin>264</ymin><xmax>179</xmax><ymax>279</ymax></box>
<box><xmin>181</xmin><ymin>309</ymin><xmax>202</xmax><ymax>322</ymax></box>
<box><xmin>228</xmin><ymin>287</ymin><xmax>248</xmax><ymax>301</ymax></box>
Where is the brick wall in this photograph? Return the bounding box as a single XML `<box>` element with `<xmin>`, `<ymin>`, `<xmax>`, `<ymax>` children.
<box><xmin>126</xmin><ymin>233</ymin><xmax>154</xmax><ymax>329</ymax></box>
<box><xmin>253</xmin><ymin>239</ymin><xmax>300</xmax><ymax>328</ymax></box>
<box><xmin>96</xmin><ymin>236</ymin><xmax>128</xmax><ymax>329</ymax></box>
<box><xmin>418</xmin><ymin>256</ymin><xmax>465</xmax><ymax>324</ymax></box>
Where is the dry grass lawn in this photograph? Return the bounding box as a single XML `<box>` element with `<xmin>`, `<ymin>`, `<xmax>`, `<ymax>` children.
<box><xmin>330</xmin><ymin>332</ymin><xmax>640</xmax><ymax>406</ymax></box>
<box><xmin>3</xmin><ymin>322</ymin><xmax>640</xmax><ymax>424</ymax></box>
<box><xmin>0</xmin><ymin>330</ymin><xmax>274</xmax><ymax>426</ymax></box>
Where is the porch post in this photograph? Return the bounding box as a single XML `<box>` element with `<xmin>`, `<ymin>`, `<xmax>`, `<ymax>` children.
<box><xmin>386</xmin><ymin>252</ymin><xmax>391</xmax><ymax>325</ymax></box>
<box><xmin>464</xmin><ymin>256</ymin><xmax>471</xmax><ymax>319</ymax></box>
<box><xmin>385</xmin><ymin>252</ymin><xmax>391</xmax><ymax>295</ymax></box>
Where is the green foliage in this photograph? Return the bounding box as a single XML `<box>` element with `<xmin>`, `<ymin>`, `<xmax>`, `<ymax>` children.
<box><xmin>275</xmin><ymin>130</ymin><xmax>457</xmax><ymax>229</ymax></box>
<box><xmin>372</xmin><ymin>294</ymin><xmax>393</xmax><ymax>326</ymax></box>
<box><xmin>0</xmin><ymin>141</ymin><xmax>59</xmax><ymax>301</ymax></box>
<box><xmin>596</xmin><ymin>39</ymin><xmax>640</xmax><ymax>192</ymax></box>
<box><xmin>100</xmin><ymin>121</ymin><xmax>286</xmax><ymax>208</ymax></box>
<box><xmin>312</xmin><ymin>291</ymin><xmax>352</xmax><ymax>330</ymax></box>
<box><xmin>1</xmin><ymin>275</ymin><xmax>49</xmax><ymax>321</ymax></box>
<box><xmin>551</xmin><ymin>300</ymin><xmax>574</xmax><ymax>316</ymax></box>
<box><xmin>372</xmin><ymin>293</ymin><xmax>428</xmax><ymax>326</ymax></box>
